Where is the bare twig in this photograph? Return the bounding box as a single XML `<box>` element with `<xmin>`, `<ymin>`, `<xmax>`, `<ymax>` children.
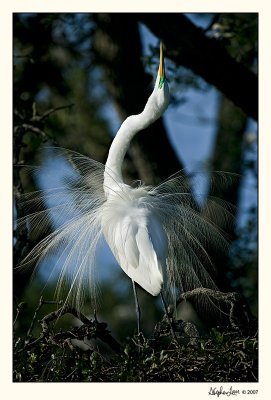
<box><xmin>20</xmin><ymin>123</ymin><xmax>47</xmax><ymax>138</ymax></box>
<box><xmin>13</xmin><ymin>302</ymin><xmax>26</xmax><ymax>327</ymax></box>
<box><xmin>31</xmin><ymin>103</ymin><xmax>74</xmax><ymax>122</ymax></box>
<box><xmin>19</xmin><ymin>304</ymin><xmax>122</xmax><ymax>355</ymax></box>
<box><xmin>27</xmin><ymin>297</ymin><xmax>63</xmax><ymax>338</ymax></box>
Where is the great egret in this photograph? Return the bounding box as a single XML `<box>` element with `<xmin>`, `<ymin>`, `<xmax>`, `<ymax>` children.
<box><xmin>17</xmin><ymin>43</ymin><xmax>235</xmax><ymax>329</ymax></box>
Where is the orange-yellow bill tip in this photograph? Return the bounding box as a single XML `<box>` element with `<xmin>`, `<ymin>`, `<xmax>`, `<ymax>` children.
<box><xmin>159</xmin><ymin>42</ymin><xmax>164</xmax><ymax>78</ymax></box>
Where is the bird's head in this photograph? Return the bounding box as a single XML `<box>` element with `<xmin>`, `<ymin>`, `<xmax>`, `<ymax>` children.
<box><xmin>153</xmin><ymin>42</ymin><xmax>170</xmax><ymax>114</ymax></box>
<box><xmin>133</xmin><ymin>41</ymin><xmax>170</xmax><ymax>127</ymax></box>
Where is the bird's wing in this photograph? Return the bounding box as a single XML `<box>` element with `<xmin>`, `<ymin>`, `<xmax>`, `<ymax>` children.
<box><xmin>102</xmin><ymin>204</ymin><xmax>167</xmax><ymax>296</ymax></box>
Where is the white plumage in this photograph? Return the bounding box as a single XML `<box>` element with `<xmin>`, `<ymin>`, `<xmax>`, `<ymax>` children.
<box><xmin>101</xmin><ymin>43</ymin><xmax>169</xmax><ymax>297</ymax></box>
<box><xmin>102</xmin><ymin>185</ymin><xmax>166</xmax><ymax>296</ymax></box>
<box><xmin>17</xmin><ymin>43</ymin><xmax>235</xmax><ymax>316</ymax></box>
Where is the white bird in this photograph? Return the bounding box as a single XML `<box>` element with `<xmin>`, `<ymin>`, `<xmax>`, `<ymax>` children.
<box><xmin>102</xmin><ymin>43</ymin><xmax>169</xmax><ymax>298</ymax></box>
<box><xmin>17</xmin><ymin>43</ymin><xmax>235</xmax><ymax>327</ymax></box>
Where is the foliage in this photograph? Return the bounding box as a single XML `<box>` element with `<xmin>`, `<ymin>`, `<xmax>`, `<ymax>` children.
<box><xmin>14</xmin><ymin>13</ymin><xmax>111</xmax><ymax>162</ymax></box>
<box><xmin>14</xmin><ymin>300</ymin><xmax>257</xmax><ymax>382</ymax></box>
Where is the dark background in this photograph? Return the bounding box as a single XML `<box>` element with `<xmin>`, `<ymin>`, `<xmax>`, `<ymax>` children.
<box><xmin>13</xmin><ymin>13</ymin><xmax>258</xmax><ymax>340</ymax></box>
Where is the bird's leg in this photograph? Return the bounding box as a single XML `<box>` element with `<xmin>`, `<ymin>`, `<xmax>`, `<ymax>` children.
<box><xmin>160</xmin><ymin>291</ymin><xmax>179</xmax><ymax>345</ymax></box>
<box><xmin>132</xmin><ymin>280</ymin><xmax>141</xmax><ymax>335</ymax></box>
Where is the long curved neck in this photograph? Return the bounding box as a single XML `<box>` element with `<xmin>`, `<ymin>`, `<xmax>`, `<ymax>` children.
<box><xmin>103</xmin><ymin>73</ymin><xmax>169</xmax><ymax>196</ymax></box>
<box><xmin>105</xmin><ymin>109</ymin><xmax>156</xmax><ymax>181</ymax></box>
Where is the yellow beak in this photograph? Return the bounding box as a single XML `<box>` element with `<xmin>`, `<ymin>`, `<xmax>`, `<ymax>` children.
<box><xmin>159</xmin><ymin>42</ymin><xmax>165</xmax><ymax>79</ymax></box>
<box><xmin>158</xmin><ymin>42</ymin><xmax>166</xmax><ymax>89</ymax></box>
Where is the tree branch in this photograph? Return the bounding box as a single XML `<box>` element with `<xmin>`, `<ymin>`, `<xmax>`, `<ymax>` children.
<box><xmin>138</xmin><ymin>13</ymin><xmax>257</xmax><ymax>120</ymax></box>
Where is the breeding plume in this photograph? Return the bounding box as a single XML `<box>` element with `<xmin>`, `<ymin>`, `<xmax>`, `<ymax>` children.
<box><xmin>18</xmin><ymin>43</ymin><xmax>234</xmax><ymax>318</ymax></box>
